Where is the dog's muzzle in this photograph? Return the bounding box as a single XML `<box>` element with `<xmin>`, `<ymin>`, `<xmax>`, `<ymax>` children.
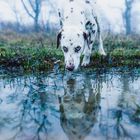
<box><xmin>66</xmin><ymin>63</ymin><xmax>75</xmax><ymax>71</ymax></box>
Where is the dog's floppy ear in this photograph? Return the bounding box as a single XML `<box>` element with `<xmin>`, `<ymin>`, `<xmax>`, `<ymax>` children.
<box><xmin>57</xmin><ymin>31</ymin><xmax>62</xmax><ymax>48</ymax></box>
<box><xmin>83</xmin><ymin>32</ymin><xmax>89</xmax><ymax>48</ymax></box>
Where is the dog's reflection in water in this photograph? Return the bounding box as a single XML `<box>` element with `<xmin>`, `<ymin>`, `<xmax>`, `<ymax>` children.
<box><xmin>59</xmin><ymin>76</ymin><xmax>101</xmax><ymax>140</ymax></box>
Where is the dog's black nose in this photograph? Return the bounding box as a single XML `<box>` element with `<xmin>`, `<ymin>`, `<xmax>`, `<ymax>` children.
<box><xmin>66</xmin><ymin>66</ymin><xmax>75</xmax><ymax>71</ymax></box>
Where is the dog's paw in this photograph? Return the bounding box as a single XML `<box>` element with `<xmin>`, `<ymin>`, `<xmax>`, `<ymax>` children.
<box><xmin>100</xmin><ymin>51</ymin><xmax>106</xmax><ymax>56</ymax></box>
<box><xmin>81</xmin><ymin>57</ymin><xmax>90</xmax><ymax>67</ymax></box>
<box><xmin>99</xmin><ymin>48</ymin><xmax>106</xmax><ymax>56</ymax></box>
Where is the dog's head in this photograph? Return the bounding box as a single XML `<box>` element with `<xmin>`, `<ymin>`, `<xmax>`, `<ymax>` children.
<box><xmin>57</xmin><ymin>27</ymin><xmax>88</xmax><ymax>71</ymax></box>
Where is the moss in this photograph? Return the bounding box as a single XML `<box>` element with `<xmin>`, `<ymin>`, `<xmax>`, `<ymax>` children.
<box><xmin>110</xmin><ymin>48</ymin><xmax>140</xmax><ymax>58</ymax></box>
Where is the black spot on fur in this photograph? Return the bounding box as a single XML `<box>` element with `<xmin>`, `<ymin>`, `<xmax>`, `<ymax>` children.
<box><xmin>58</xmin><ymin>12</ymin><xmax>61</xmax><ymax>17</ymax></box>
<box><xmin>71</xmin><ymin>8</ymin><xmax>73</xmax><ymax>13</ymax></box>
<box><xmin>57</xmin><ymin>32</ymin><xmax>62</xmax><ymax>48</ymax></box>
<box><xmin>85</xmin><ymin>0</ymin><xmax>90</xmax><ymax>4</ymax></box>
<box><xmin>70</xmin><ymin>43</ymin><xmax>73</xmax><ymax>46</ymax></box>
<box><xmin>92</xmin><ymin>30</ymin><xmax>96</xmax><ymax>34</ymax></box>
<box><xmin>85</xmin><ymin>21</ymin><xmax>93</xmax><ymax>30</ymax></box>
<box><xmin>90</xmin><ymin>41</ymin><xmax>93</xmax><ymax>44</ymax></box>
<box><xmin>86</xmin><ymin>21</ymin><xmax>92</xmax><ymax>27</ymax></box>
<box><xmin>86</xmin><ymin>21</ymin><xmax>90</xmax><ymax>25</ymax></box>
<box><xmin>81</xmin><ymin>11</ymin><xmax>84</xmax><ymax>14</ymax></box>
<box><xmin>65</xmin><ymin>16</ymin><xmax>68</xmax><ymax>19</ymax></box>
<box><xmin>77</xmin><ymin>34</ymin><xmax>80</xmax><ymax>37</ymax></box>
<box><xmin>88</xmin><ymin>32</ymin><xmax>91</xmax><ymax>38</ymax></box>
<box><xmin>81</xmin><ymin>21</ymin><xmax>83</xmax><ymax>25</ymax></box>
<box><xmin>83</xmin><ymin>32</ymin><xmax>90</xmax><ymax>49</ymax></box>
<box><xmin>69</xmin><ymin>0</ymin><xmax>74</xmax><ymax>2</ymax></box>
<box><xmin>90</xmin><ymin>27</ymin><xmax>93</xmax><ymax>30</ymax></box>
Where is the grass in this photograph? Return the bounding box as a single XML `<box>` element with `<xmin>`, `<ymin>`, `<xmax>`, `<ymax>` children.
<box><xmin>0</xmin><ymin>31</ymin><xmax>64</xmax><ymax>72</ymax></box>
<box><xmin>0</xmin><ymin>31</ymin><xmax>140</xmax><ymax>72</ymax></box>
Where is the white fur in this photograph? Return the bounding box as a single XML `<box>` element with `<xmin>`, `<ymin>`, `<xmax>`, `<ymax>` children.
<box><xmin>60</xmin><ymin>26</ymin><xmax>85</xmax><ymax>70</ymax></box>
<box><xmin>58</xmin><ymin>0</ymin><xmax>106</xmax><ymax>71</ymax></box>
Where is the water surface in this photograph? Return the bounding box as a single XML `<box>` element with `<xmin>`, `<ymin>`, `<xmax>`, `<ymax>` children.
<box><xmin>0</xmin><ymin>68</ymin><xmax>140</xmax><ymax>140</ymax></box>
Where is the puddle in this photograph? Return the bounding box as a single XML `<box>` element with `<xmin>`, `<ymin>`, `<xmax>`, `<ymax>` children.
<box><xmin>0</xmin><ymin>68</ymin><xmax>140</xmax><ymax>140</ymax></box>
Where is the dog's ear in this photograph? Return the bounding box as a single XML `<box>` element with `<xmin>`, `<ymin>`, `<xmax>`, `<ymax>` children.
<box><xmin>57</xmin><ymin>31</ymin><xmax>62</xmax><ymax>48</ymax></box>
<box><xmin>83</xmin><ymin>32</ymin><xmax>89</xmax><ymax>48</ymax></box>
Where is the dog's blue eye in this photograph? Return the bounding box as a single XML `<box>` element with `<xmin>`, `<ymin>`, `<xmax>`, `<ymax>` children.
<box><xmin>75</xmin><ymin>46</ymin><xmax>81</xmax><ymax>53</ymax></box>
<box><xmin>63</xmin><ymin>46</ymin><xmax>68</xmax><ymax>52</ymax></box>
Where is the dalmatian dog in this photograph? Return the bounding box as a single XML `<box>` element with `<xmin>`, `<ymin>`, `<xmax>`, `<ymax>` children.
<box><xmin>57</xmin><ymin>0</ymin><xmax>106</xmax><ymax>71</ymax></box>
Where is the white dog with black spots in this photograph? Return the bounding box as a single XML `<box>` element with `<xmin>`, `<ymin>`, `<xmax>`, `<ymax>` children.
<box><xmin>57</xmin><ymin>0</ymin><xmax>106</xmax><ymax>71</ymax></box>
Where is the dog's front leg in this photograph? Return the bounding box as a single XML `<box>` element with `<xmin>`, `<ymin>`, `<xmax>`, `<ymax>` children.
<box><xmin>81</xmin><ymin>44</ymin><xmax>92</xmax><ymax>67</ymax></box>
<box><xmin>98</xmin><ymin>33</ymin><xmax>106</xmax><ymax>56</ymax></box>
<box><xmin>94</xmin><ymin>17</ymin><xmax>106</xmax><ymax>56</ymax></box>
